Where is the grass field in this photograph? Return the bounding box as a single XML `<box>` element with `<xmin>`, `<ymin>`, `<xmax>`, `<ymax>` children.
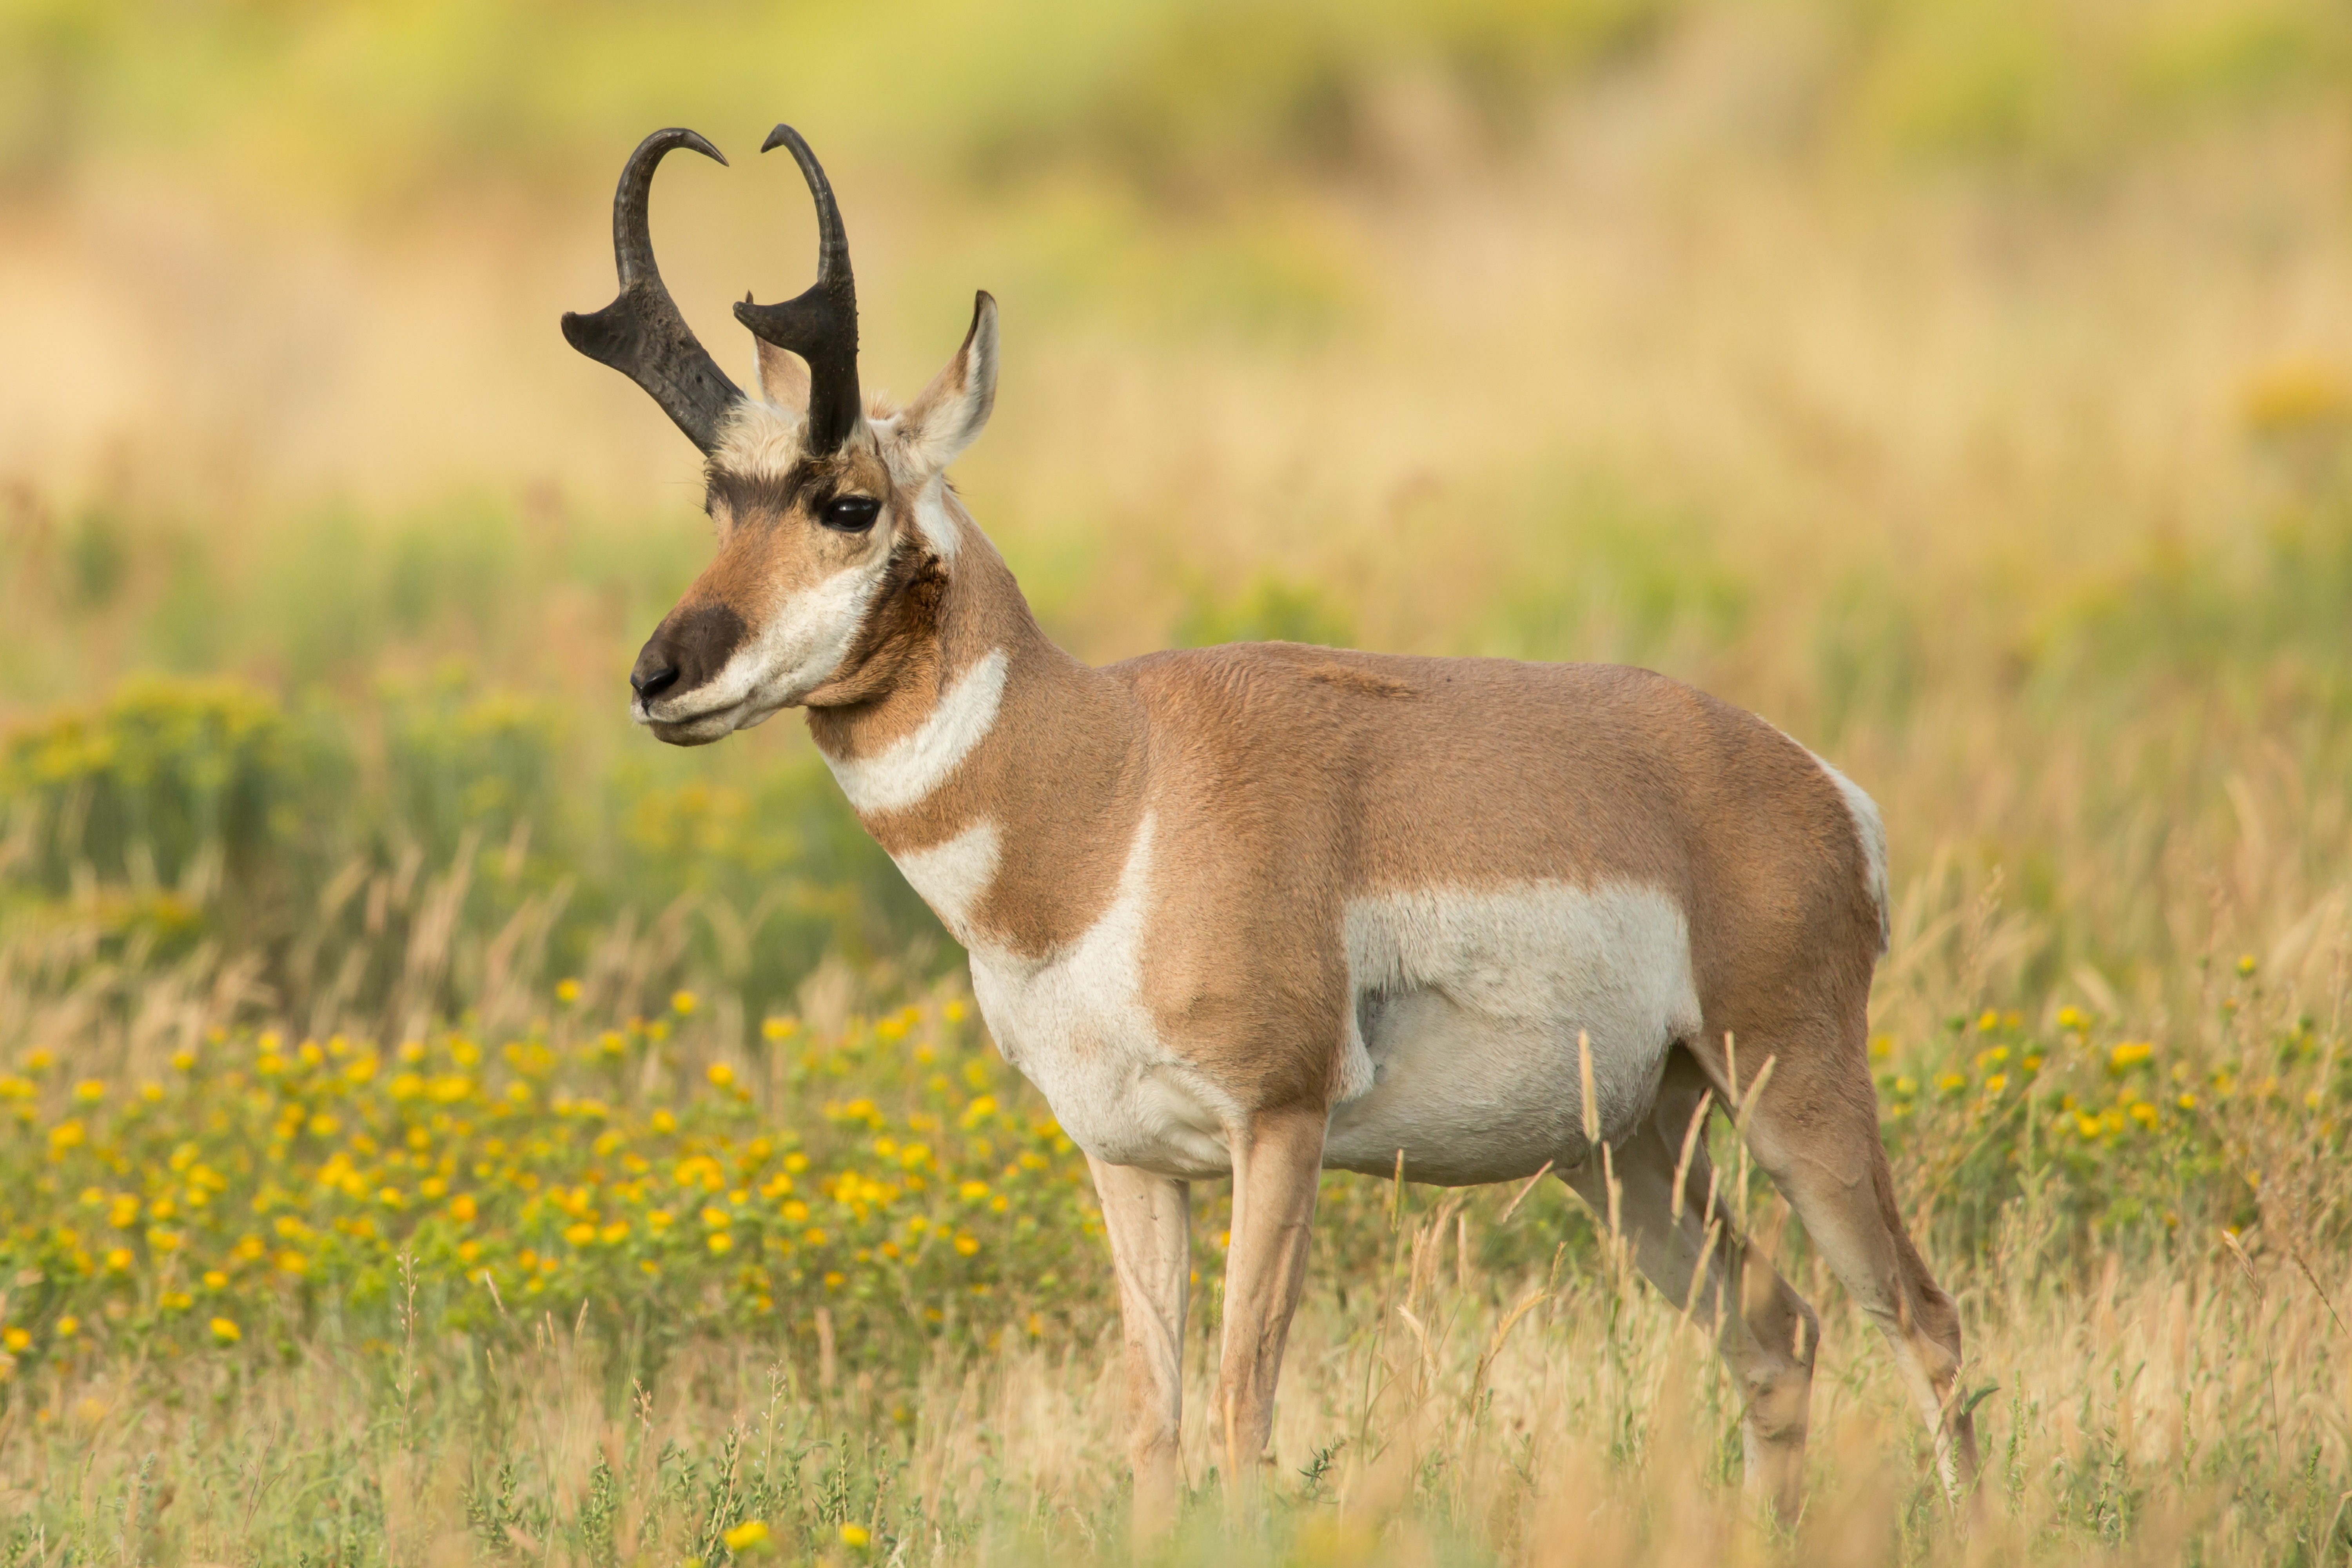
<box><xmin>6</xmin><ymin>0</ymin><xmax>2352</xmax><ymax>1562</ymax></box>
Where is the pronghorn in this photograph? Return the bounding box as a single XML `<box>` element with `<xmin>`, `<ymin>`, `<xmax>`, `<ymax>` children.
<box><xmin>565</xmin><ymin>124</ymin><xmax>1980</xmax><ymax>1528</ymax></box>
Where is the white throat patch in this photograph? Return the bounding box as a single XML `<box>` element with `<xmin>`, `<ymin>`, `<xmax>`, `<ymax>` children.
<box><xmin>821</xmin><ymin>648</ymin><xmax>1008</xmax><ymax>814</ymax></box>
<box><xmin>891</xmin><ymin>819</ymin><xmax>1001</xmax><ymax>941</ymax></box>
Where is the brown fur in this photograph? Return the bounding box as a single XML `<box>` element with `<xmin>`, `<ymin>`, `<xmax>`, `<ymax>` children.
<box><xmin>622</xmin><ymin>295</ymin><xmax>1974</xmax><ymax>1531</ymax></box>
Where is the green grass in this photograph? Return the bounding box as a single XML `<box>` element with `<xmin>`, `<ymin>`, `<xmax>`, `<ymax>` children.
<box><xmin>9</xmin><ymin>0</ymin><xmax>2352</xmax><ymax>1561</ymax></box>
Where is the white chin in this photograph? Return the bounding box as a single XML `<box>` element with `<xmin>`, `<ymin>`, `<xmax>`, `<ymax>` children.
<box><xmin>637</xmin><ymin>701</ymin><xmax>742</xmax><ymax>746</ymax></box>
<box><xmin>636</xmin><ymin>684</ymin><xmax>800</xmax><ymax>745</ymax></box>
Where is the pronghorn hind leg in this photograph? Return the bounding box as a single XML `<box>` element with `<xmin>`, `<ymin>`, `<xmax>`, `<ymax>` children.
<box><xmin>1731</xmin><ymin>1043</ymin><xmax>1982</xmax><ymax>1503</ymax></box>
<box><xmin>1561</xmin><ymin>1049</ymin><xmax>1818</xmax><ymax>1524</ymax></box>
<box><xmin>1087</xmin><ymin>1155</ymin><xmax>1191</xmax><ymax>1541</ymax></box>
<box><xmin>1214</xmin><ymin>1105</ymin><xmax>1325</xmax><ymax>1508</ymax></box>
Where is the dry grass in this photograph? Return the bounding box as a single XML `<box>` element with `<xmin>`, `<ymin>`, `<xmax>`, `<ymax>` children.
<box><xmin>12</xmin><ymin>1161</ymin><xmax>2352</xmax><ymax>1566</ymax></box>
<box><xmin>7</xmin><ymin>2</ymin><xmax>2352</xmax><ymax>1563</ymax></box>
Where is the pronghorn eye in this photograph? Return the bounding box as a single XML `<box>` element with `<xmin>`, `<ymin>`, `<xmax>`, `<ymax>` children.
<box><xmin>819</xmin><ymin>495</ymin><xmax>880</xmax><ymax>533</ymax></box>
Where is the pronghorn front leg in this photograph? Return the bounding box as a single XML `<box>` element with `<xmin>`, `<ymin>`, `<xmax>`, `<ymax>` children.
<box><xmin>1215</xmin><ymin>1105</ymin><xmax>1325</xmax><ymax>1506</ymax></box>
<box><xmin>1087</xmin><ymin>1155</ymin><xmax>1191</xmax><ymax>1539</ymax></box>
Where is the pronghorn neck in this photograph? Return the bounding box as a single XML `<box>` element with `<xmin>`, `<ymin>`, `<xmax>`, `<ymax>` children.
<box><xmin>802</xmin><ymin>507</ymin><xmax>1145</xmax><ymax>953</ymax></box>
<box><xmin>801</xmin><ymin>515</ymin><xmax>1076</xmax><ymax>775</ymax></box>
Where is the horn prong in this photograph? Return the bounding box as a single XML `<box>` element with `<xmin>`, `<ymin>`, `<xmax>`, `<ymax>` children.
<box><xmin>735</xmin><ymin>123</ymin><xmax>862</xmax><ymax>455</ymax></box>
<box><xmin>561</xmin><ymin>127</ymin><xmax>743</xmax><ymax>455</ymax></box>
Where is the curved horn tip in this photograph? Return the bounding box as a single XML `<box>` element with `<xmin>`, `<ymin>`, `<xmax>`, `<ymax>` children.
<box><xmin>648</xmin><ymin>126</ymin><xmax>728</xmax><ymax>166</ymax></box>
<box><xmin>759</xmin><ymin>123</ymin><xmax>802</xmax><ymax>156</ymax></box>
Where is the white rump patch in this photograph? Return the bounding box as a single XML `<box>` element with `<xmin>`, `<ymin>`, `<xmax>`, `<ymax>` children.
<box><xmin>1806</xmin><ymin>751</ymin><xmax>1889</xmax><ymax>953</ymax></box>
<box><xmin>822</xmin><ymin>649</ymin><xmax>1007</xmax><ymax>814</ymax></box>
<box><xmin>1323</xmin><ymin>882</ymin><xmax>1702</xmax><ymax>1185</ymax></box>
<box><xmin>968</xmin><ymin>815</ymin><xmax>1238</xmax><ymax>1178</ymax></box>
<box><xmin>891</xmin><ymin>819</ymin><xmax>1000</xmax><ymax>942</ymax></box>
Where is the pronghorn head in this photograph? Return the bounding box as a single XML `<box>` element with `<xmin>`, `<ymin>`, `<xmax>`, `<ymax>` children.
<box><xmin>564</xmin><ymin>125</ymin><xmax>998</xmax><ymax>746</ymax></box>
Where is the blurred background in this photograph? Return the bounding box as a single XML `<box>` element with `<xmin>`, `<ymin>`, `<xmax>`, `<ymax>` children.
<box><xmin>5</xmin><ymin>0</ymin><xmax>2351</xmax><ymax>1049</ymax></box>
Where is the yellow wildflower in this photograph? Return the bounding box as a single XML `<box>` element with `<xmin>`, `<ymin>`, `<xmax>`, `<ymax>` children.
<box><xmin>707</xmin><ymin>1063</ymin><xmax>734</xmax><ymax>1088</ymax></box>
<box><xmin>2110</xmin><ymin>1042</ymin><xmax>2154</xmax><ymax>1071</ymax></box>
<box><xmin>671</xmin><ymin>990</ymin><xmax>697</xmax><ymax>1016</ymax></box>
<box><xmin>722</xmin><ymin>1520</ymin><xmax>770</xmax><ymax>1552</ymax></box>
<box><xmin>210</xmin><ymin>1318</ymin><xmax>241</xmax><ymax>1344</ymax></box>
<box><xmin>839</xmin><ymin>1523</ymin><xmax>870</xmax><ymax>1548</ymax></box>
<box><xmin>555</xmin><ymin>978</ymin><xmax>582</xmax><ymax>1004</ymax></box>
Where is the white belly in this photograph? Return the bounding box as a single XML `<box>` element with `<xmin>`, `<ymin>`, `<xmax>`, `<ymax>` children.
<box><xmin>1321</xmin><ymin>883</ymin><xmax>1701</xmax><ymax>1185</ymax></box>
<box><xmin>959</xmin><ymin>816</ymin><xmax>1701</xmax><ymax>1186</ymax></box>
<box><xmin>967</xmin><ymin>815</ymin><xmax>1243</xmax><ymax>1180</ymax></box>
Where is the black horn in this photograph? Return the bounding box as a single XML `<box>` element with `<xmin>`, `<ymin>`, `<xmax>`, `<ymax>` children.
<box><xmin>562</xmin><ymin>128</ymin><xmax>744</xmax><ymax>454</ymax></box>
<box><xmin>733</xmin><ymin>125</ymin><xmax>862</xmax><ymax>456</ymax></box>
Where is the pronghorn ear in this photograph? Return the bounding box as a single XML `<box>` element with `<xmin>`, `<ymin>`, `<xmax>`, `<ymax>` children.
<box><xmin>893</xmin><ymin>291</ymin><xmax>998</xmax><ymax>475</ymax></box>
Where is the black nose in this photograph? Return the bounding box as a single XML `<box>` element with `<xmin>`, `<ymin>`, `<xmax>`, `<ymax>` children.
<box><xmin>629</xmin><ymin>603</ymin><xmax>749</xmax><ymax>710</ymax></box>
<box><xmin>630</xmin><ymin>653</ymin><xmax>680</xmax><ymax>699</ymax></box>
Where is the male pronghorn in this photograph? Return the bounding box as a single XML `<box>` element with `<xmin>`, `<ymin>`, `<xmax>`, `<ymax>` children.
<box><xmin>566</xmin><ymin>125</ymin><xmax>1979</xmax><ymax>1526</ymax></box>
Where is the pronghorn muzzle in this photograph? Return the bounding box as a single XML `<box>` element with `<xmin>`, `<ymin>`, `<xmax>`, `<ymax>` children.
<box><xmin>630</xmin><ymin>599</ymin><xmax>751</xmax><ymax>742</ymax></box>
